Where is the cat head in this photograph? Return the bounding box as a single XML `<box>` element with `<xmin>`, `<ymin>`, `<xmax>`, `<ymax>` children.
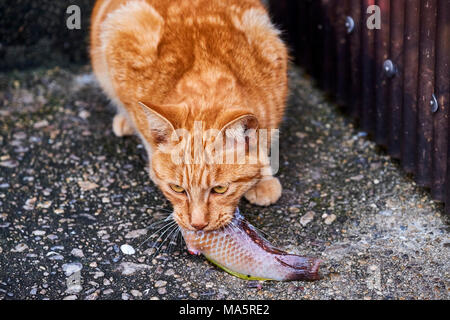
<box><xmin>137</xmin><ymin>101</ymin><xmax>268</xmax><ymax>231</ymax></box>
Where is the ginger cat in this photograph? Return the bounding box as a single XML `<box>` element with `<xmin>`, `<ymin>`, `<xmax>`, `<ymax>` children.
<box><xmin>90</xmin><ymin>0</ymin><xmax>288</xmax><ymax>231</ymax></box>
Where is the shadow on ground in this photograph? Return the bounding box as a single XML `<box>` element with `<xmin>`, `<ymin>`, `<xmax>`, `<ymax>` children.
<box><xmin>0</xmin><ymin>66</ymin><xmax>448</xmax><ymax>300</ymax></box>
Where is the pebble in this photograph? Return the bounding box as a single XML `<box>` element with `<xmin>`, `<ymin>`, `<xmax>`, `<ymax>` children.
<box><xmin>116</xmin><ymin>262</ymin><xmax>151</xmax><ymax>275</ymax></box>
<box><xmin>131</xmin><ymin>290</ymin><xmax>142</xmax><ymax>297</ymax></box>
<box><xmin>63</xmin><ymin>295</ymin><xmax>78</xmax><ymax>300</ymax></box>
<box><xmin>71</xmin><ymin>248</ymin><xmax>84</xmax><ymax>258</ymax></box>
<box><xmin>300</xmin><ymin>211</ymin><xmax>315</xmax><ymax>226</ymax></box>
<box><xmin>350</xmin><ymin>175</ymin><xmax>364</xmax><ymax>181</ymax></box>
<box><xmin>33</xmin><ymin>120</ymin><xmax>49</xmax><ymax>129</ymax></box>
<box><xmin>103</xmin><ymin>289</ymin><xmax>114</xmax><ymax>295</ymax></box>
<box><xmin>120</xmin><ymin>244</ymin><xmax>136</xmax><ymax>255</ymax></box>
<box><xmin>62</xmin><ymin>262</ymin><xmax>83</xmax><ymax>276</ymax></box>
<box><xmin>85</xmin><ymin>291</ymin><xmax>99</xmax><ymax>300</ymax></box>
<box><xmin>324</xmin><ymin>214</ymin><xmax>337</xmax><ymax>225</ymax></box>
<box><xmin>157</xmin><ymin>288</ymin><xmax>167</xmax><ymax>295</ymax></box>
<box><xmin>0</xmin><ymin>160</ymin><xmax>19</xmax><ymax>168</ymax></box>
<box><xmin>125</xmin><ymin>229</ymin><xmax>148</xmax><ymax>239</ymax></box>
<box><xmin>288</xmin><ymin>206</ymin><xmax>300</xmax><ymax>213</ymax></box>
<box><xmin>78</xmin><ymin>181</ymin><xmax>99</xmax><ymax>191</ymax></box>
<box><xmin>11</xmin><ymin>243</ymin><xmax>28</xmax><ymax>252</ymax></box>
<box><xmin>154</xmin><ymin>280</ymin><xmax>167</xmax><ymax>288</ymax></box>
<box><xmin>164</xmin><ymin>269</ymin><xmax>175</xmax><ymax>276</ymax></box>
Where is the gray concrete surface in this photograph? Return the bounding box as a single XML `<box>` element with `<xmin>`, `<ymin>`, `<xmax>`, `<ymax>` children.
<box><xmin>0</xmin><ymin>66</ymin><xmax>448</xmax><ymax>300</ymax></box>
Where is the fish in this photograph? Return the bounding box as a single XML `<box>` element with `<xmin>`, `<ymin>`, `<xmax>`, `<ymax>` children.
<box><xmin>181</xmin><ymin>209</ymin><xmax>322</xmax><ymax>281</ymax></box>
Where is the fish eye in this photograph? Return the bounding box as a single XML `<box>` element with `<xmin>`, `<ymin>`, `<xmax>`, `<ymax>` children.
<box><xmin>170</xmin><ymin>184</ymin><xmax>185</xmax><ymax>193</ymax></box>
<box><xmin>212</xmin><ymin>185</ymin><xmax>228</xmax><ymax>194</ymax></box>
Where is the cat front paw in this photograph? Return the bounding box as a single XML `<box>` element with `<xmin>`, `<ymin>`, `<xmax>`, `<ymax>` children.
<box><xmin>112</xmin><ymin>114</ymin><xmax>134</xmax><ymax>137</ymax></box>
<box><xmin>244</xmin><ymin>177</ymin><xmax>282</xmax><ymax>206</ymax></box>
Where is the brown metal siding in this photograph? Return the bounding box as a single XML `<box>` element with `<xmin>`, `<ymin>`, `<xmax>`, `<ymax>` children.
<box><xmin>269</xmin><ymin>0</ymin><xmax>450</xmax><ymax>214</ymax></box>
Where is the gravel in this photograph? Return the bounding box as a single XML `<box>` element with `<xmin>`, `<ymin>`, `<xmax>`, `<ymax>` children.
<box><xmin>0</xmin><ymin>65</ymin><xmax>448</xmax><ymax>300</ymax></box>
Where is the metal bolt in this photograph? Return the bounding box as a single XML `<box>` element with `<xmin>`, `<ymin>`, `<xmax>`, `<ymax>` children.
<box><xmin>430</xmin><ymin>94</ymin><xmax>439</xmax><ymax>113</ymax></box>
<box><xmin>345</xmin><ymin>16</ymin><xmax>355</xmax><ymax>34</ymax></box>
<box><xmin>383</xmin><ymin>60</ymin><xmax>397</xmax><ymax>78</ymax></box>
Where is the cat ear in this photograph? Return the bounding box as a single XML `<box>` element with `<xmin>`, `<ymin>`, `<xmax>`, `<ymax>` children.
<box><xmin>138</xmin><ymin>101</ymin><xmax>180</xmax><ymax>144</ymax></box>
<box><xmin>218</xmin><ymin>112</ymin><xmax>259</xmax><ymax>147</ymax></box>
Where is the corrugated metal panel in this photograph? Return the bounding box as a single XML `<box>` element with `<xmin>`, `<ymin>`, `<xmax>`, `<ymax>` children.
<box><xmin>269</xmin><ymin>0</ymin><xmax>450</xmax><ymax>214</ymax></box>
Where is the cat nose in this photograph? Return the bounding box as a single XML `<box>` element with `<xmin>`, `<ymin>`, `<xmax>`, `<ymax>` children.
<box><xmin>191</xmin><ymin>221</ymin><xmax>209</xmax><ymax>230</ymax></box>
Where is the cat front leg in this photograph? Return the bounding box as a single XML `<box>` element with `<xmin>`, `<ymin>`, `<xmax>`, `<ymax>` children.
<box><xmin>112</xmin><ymin>113</ymin><xmax>134</xmax><ymax>137</ymax></box>
<box><xmin>244</xmin><ymin>175</ymin><xmax>282</xmax><ymax>207</ymax></box>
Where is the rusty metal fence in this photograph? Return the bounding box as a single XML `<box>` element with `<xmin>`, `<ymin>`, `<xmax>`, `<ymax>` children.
<box><xmin>269</xmin><ymin>0</ymin><xmax>450</xmax><ymax>214</ymax></box>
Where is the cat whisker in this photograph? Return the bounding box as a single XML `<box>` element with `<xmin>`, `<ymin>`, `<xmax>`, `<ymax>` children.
<box><xmin>151</xmin><ymin>224</ymin><xmax>180</xmax><ymax>259</ymax></box>
<box><xmin>138</xmin><ymin>219</ymin><xmax>176</xmax><ymax>248</ymax></box>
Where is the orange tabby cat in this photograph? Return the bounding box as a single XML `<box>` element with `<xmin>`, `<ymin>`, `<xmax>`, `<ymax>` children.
<box><xmin>90</xmin><ymin>0</ymin><xmax>288</xmax><ymax>231</ymax></box>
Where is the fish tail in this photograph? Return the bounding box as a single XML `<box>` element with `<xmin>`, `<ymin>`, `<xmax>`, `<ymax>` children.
<box><xmin>276</xmin><ymin>255</ymin><xmax>323</xmax><ymax>281</ymax></box>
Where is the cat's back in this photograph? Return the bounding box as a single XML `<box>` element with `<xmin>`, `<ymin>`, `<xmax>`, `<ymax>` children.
<box><xmin>91</xmin><ymin>0</ymin><xmax>287</xmax><ymax>127</ymax></box>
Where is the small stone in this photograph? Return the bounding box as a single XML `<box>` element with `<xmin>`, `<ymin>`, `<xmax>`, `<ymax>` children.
<box><xmin>120</xmin><ymin>244</ymin><xmax>135</xmax><ymax>255</ymax></box>
<box><xmin>33</xmin><ymin>120</ymin><xmax>49</xmax><ymax>129</ymax></box>
<box><xmin>0</xmin><ymin>160</ymin><xmax>19</xmax><ymax>168</ymax></box>
<box><xmin>63</xmin><ymin>295</ymin><xmax>78</xmax><ymax>300</ymax></box>
<box><xmin>11</xmin><ymin>243</ymin><xmax>28</xmax><ymax>252</ymax></box>
<box><xmin>71</xmin><ymin>248</ymin><xmax>84</xmax><ymax>258</ymax></box>
<box><xmin>324</xmin><ymin>214</ymin><xmax>337</xmax><ymax>225</ymax></box>
<box><xmin>288</xmin><ymin>206</ymin><xmax>300</xmax><ymax>213</ymax></box>
<box><xmin>157</xmin><ymin>287</ymin><xmax>167</xmax><ymax>295</ymax></box>
<box><xmin>103</xmin><ymin>289</ymin><xmax>114</xmax><ymax>295</ymax></box>
<box><xmin>150</xmin><ymin>296</ymin><xmax>160</xmax><ymax>300</ymax></box>
<box><xmin>378</xmin><ymin>210</ymin><xmax>393</xmax><ymax>216</ymax></box>
<box><xmin>32</xmin><ymin>230</ymin><xmax>46</xmax><ymax>236</ymax></box>
<box><xmin>164</xmin><ymin>269</ymin><xmax>175</xmax><ymax>276</ymax></box>
<box><xmin>350</xmin><ymin>175</ymin><xmax>364</xmax><ymax>181</ymax></box>
<box><xmin>116</xmin><ymin>262</ymin><xmax>151</xmax><ymax>275</ymax></box>
<box><xmin>78</xmin><ymin>181</ymin><xmax>99</xmax><ymax>191</ymax></box>
<box><xmin>66</xmin><ymin>285</ymin><xmax>82</xmax><ymax>294</ymax></box>
<box><xmin>62</xmin><ymin>262</ymin><xmax>82</xmax><ymax>276</ymax></box>
<box><xmin>125</xmin><ymin>229</ymin><xmax>147</xmax><ymax>239</ymax></box>
<box><xmin>131</xmin><ymin>290</ymin><xmax>142</xmax><ymax>297</ymax></box>
<box><xmin>23</xmin><ymin>197</ymin><xmax>37</xmax><ymax>210</ymax></box>
<box><xmin>155</xmin><ymin>280</ymin><xmax>167</xmax><ymax>288</ymax></box>
<box><xmin>79</xmin><ymin>110</ymin><xmax>90</xmax><ymax>119</ymax></box>
<box><xmin>122</xmin><ymin>293</ymin><xmax>130</xmax><ymax>300</ymax></box>
<box><xmin>300</xmin><ymin>211</ymin><xmax>315</xmax><ymax>226</ymax></box>
<box><xmin>102</xmin><ymin>197</ymin><xmax>110</xmax><ymax>203</ymax></box>
<box><xmin>85</xmin><ymin>291</ymin><xmax>99</xmax><ymax>300</ymax></box>
<box><xmin>37</xmin><ymin>201</ymin><xmax>52</xmax><ymax>209</ymax></box>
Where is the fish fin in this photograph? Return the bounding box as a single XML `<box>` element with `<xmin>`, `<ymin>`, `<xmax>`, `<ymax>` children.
<box><xmin>205</xmin><ymin>255</ymin><xmax>272</xmax><ymax>281</ymax></box>
<box><xmin>276</xmin><ymin>255</ymin><xmax>323</xmax><ymax>281</ymax></box>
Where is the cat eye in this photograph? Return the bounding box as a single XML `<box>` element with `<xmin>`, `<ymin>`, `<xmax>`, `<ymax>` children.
<box><xmin>170</xmin><ymin>184</ymin><xmax>185</xmax><ymax>193</ymax></box>
<box><xmin>212</xmin><ymin>185</ymin><xmax>228</xmax><ymax>194</ymax></box>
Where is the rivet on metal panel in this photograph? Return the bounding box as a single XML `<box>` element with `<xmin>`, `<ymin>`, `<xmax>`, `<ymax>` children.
<box><xmin>345</xmin><ymin>16</ymin><xmax>355</xmax><ymax>34</ymax></box>
<box><xmin>430</xmin><ymin>94</ymin><xmax>439</xmax><ymax>113</ymax></box>
<box><xmin>383</xmin><ymin>60</ymin><xmax>397</xmax><ymax>78</ymax></box>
